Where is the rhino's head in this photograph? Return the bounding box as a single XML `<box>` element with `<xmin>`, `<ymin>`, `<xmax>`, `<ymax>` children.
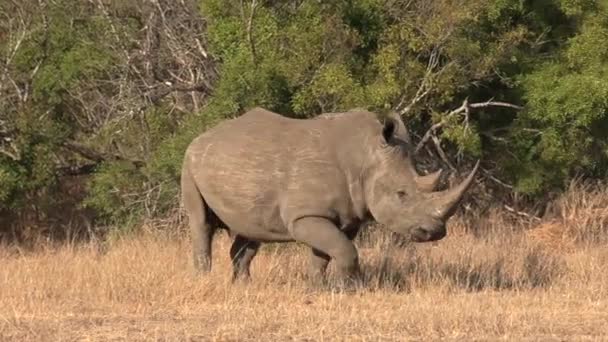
<box><xmin>365</xmin><ymin>111</ymin><xmax>479</xmax><ymax>243</ymax></box>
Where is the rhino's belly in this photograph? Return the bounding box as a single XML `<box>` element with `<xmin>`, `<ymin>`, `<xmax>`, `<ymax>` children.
<box><xmin>202</xmin><ymin>189</ymin><xmax>293</xmax><ymax>242</ymax></box>
<box><xmin>214</xmin><ymin>206</ymin><xmax>293</xmax><ymax>242</ymax></box>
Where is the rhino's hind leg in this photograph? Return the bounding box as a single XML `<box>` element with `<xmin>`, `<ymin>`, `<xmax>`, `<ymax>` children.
<box><xmin>181</xmin><ymin>167</ymin><xmax>216</xmax><ymax>274</ymax></box>
<box><xmin>230</xmin><ymin>235</ymin><xmax>261</xmax><ymax>281</ymax></box>
<box><xmin>291</xmin><ymin>217</ymin><xmax>360</xmax><ymax>286</ymax></box>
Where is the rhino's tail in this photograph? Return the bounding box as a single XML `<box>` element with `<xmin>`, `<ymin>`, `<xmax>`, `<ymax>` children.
<box><xmin>181</xmin><ymin>162</ymin><xmax>215</xmax><ymax>273</ymax></box>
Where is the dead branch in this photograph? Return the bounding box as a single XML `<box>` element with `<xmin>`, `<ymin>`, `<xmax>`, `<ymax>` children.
<box><xmin>62</xmin><ymin>141</ymin><xmax>105</xmax><ymax>163</ymax></box>
<box><xmin>0</xmin><ymin>146</ymin><xmax>19</xmax><ymax>161</ymax></box>
<box><xmin>469</xmin><ymin>99</ymin><xmax>523</xmax><ymax>111</ymax></box>
<box><xmin>481</xmin><ymin>167</ymin><xmax>514</xmax><ymax>189</ymax></box>
<box><xmin>414</xmin><ymin>98</ymin><xmax>523</xmax><ymax>154</ymax></box>
<box><xmin>504</xmin><ymin>204</ymin><xmax>542</xmax><ymax>221</ymax></box>
<box><xmin>62</xmin><ymin>141</ymin><xmax>145</xmax><ymax>168</ymax></box>
<box><xmin>431</xmin><ymin>135</ymin><xmax>455</xmax><ymax>171</ymax></box>
<box><xmin>414</xmin><ymin>98</ymin><xmax>469</xmax><ymax>154</ymax></box>
<box><xmin>396</xmin><ymin>48</ymin><xmax>440</xmax><ymax>115</ymax></box>
<box><xmin>241</xmin><ymin>0</ymin><xmax>259</xmax><ymax>66</ymax></box>
<box><xmin>56</xmin><ymin>163</ymin><xmax>99</xmax><ymax>176</ymax></box>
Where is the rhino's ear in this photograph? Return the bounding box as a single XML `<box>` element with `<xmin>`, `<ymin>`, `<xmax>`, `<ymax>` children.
<box><xmin>382</xmin><ymin>117</ymin><xmax>397</xmax><ymax>143</ymax></box>
<box><xmin>382</xmin><ymin>112</ymin><xmax>409</xmax><ymax>145</ymax></box>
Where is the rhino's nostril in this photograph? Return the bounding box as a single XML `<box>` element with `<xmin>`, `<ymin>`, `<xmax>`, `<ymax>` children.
<box><xmin>411</xmin><ymin>227</ymin><xmax>446</xmax><ymax>242</ymax></box>
<box><xmin>429</xmin><ymin>228</ymin><xmax>446</xmax><ymax>241</ymax></box>
<box><xmin>411</xmin><ymin>228</ymin><xmax>430</xmax><ymax>242</ymax></box>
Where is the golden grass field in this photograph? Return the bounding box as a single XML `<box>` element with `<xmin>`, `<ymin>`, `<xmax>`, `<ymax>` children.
<box><xmin>2</xmin><ymin>182</ymin><xmax>608</xmax><ymax>341</ymax></box>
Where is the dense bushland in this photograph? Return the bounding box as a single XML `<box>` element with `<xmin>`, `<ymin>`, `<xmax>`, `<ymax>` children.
<box><xmin>2</xmin><ymin>0</ymin><xmax>608</xmax><ymax>240</ymax></box>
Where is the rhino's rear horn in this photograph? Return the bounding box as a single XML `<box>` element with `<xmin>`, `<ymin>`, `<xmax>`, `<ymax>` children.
<box><xmin>415</xmin><ymin>169</ymin><xmax>442</xmax><ymax>192</ymax></box>
<box><xmin>432</xmin><ymin>160</ymin><xmax>480</xmax><ymax>219</ymax></box>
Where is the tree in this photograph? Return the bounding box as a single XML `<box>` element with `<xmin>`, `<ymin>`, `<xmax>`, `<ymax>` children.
<box><xmin>2</xmin><ymin>0</ymin><xmax>608</xmax><ymax>239</ymax></box>
<box><xmin>0</xmin><ymin>0</ymin><xmax>216</xmax><ymax>237</ymax></box>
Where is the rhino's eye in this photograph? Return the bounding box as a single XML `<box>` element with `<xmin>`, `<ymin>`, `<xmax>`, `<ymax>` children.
<box><xmin>397</xmin><ymin>191</ymin><xmax>408</xmax><ymax>200</ymax></box>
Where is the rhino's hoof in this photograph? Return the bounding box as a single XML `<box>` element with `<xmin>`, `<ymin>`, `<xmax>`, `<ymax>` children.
<box><xmin>304</xmin><ymin>274</ymin><xmax>328</xmax><ymax>289</ymax></box>
<box><xmin>329</xmin><ymin>279</ymin><xmax>361</xmax><ymax>294</ymax></box>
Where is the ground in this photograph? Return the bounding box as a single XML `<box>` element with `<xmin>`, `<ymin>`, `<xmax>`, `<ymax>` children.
<box><xmin>1</xmin><ymin>217</ymin><xmax>607</xmax><ymax>341</ymax></box>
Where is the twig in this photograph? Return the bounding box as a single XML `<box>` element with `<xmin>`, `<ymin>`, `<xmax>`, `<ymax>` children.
<box><xmin>414</xmin><ymin>98</ymin><xmax>469</xmax><ymax>154</ymax></box>
<box><xmin>469</xmin><ymin>100</ymin><xmax>523</xmax><ymax>110</ymax></box>
<box><xmin>62</xmin><ymin>141</ymin><xmax>145</xmax><ymax>168</ymax></box>
<box><xmin>396</xmin><ymin>48</ymin><xmax>440</xmax><ymax>115</ymax></box>
<box><xmin>504</xmin><ymin>205</ymin><xmax>542</xmax><ymax>221</ymax></box>
<box><xmin>0</xmin><ymin>146</ymin><xmax>19</xmax><ymax>161</ymax></box>
<box><xmin>431</xmin><ymin>135</ymin><xmax>455</xmax><ymax>171</ymax></box>
<box><xmin>56</xmin><ymin>163</ymin><xmax>99</xmax><ymax>176</ymax></box>
<box><xmin>241</xmin><ymin>0</ymin><xmax>259</xmax><ymax>66</ymax></box>
<box><xmin>481</xmin><ymin>167</ymin><xmax>513</xmax><ymax>189</ymax></box>
<box><xmin>415</xmin><ymin>98</ymin><xmax>523</xmax><ymax>154</ymax></box>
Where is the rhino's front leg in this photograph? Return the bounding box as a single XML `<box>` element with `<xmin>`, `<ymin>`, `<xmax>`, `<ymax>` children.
<box><xmin>308</xmin><ymin>226</ymin><xmax>361</xmax><ymax>280</ymax></box>
<box><xmin>230</xmin><ymin>235</ymin><xmax>260</xmax><ymax>282</ymax></box>
<box><xmin>291</xmin><ymin>217</ymin><xmax>360</xmax><ymax>282</ymax></box>
<box><xmin>309</xmin><ymin>248</ymin><xmax>331</xmax><ymax>280</ymax></box>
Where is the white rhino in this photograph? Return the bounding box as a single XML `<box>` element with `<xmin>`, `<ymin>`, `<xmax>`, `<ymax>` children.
<box><xmin>181</xmin><ymin>107</ymin><xmax>478</xmax><ymax>282</ymax></box>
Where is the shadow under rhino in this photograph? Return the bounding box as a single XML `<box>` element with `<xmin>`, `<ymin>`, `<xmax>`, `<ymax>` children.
<box><xmin>298</xmin><ymin>243</ymin><xmax>566</xmax><ymax>293</ymax></box>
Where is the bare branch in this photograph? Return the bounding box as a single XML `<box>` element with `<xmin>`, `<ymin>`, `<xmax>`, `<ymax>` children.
<box><xmin>481</xmin><ymin>167</ymin><xmax>513</xmax><ymax>189</ymax></box>
<box><xmin>396</xmin><ymin>48</ymin><xmax>441</xmax><ymax>115</ymax></box>
<box><xmin>241</xmin><ymin>0</ymin><xmax>259</xmax><ymax>66</ymax></box>
<box><xmin>469</xmin><ymin>99</ymin><xmax>524</xmax><ymax>110</ymax></box>
<box><xmin>0</xmin><ymin>146</ymin><xmax>19</xmax><ymax>161</ymax></box>
<box><xmin>415</xmin><ymin>98</ymin><xmax>523</xmax><ymax>154</ymax></box>
<box><xmin>431</xmin><ymin>135</ymin><xmax>455</xmax><ymax>171</ymax></box>
<box><xmin>62</xmin><ymin>141</ymin><xmax>145</xmax><ymax>168</ymax></box>
<box><xmin>56</xmin><ymin>163</ymin><xmax>99</xmax><ymax>176</ymax></box>
<box><xmin>62</xmin><ymin>141</ymin><xmax>106</xmax><ymax>163</ymax></box>
<box><xmin>504</xmin><ymin>204</ymin><xmax>542</xmax><ymax>221</ymax></box>
<box><xmin>414</xmin><ymin>98</ymin><xmax>469</xmax><ymax>154</ymax></box>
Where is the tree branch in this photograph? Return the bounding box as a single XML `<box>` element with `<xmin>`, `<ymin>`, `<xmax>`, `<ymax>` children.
<box><xmin>0</xmin><ymin>146</ymin><xmax>19</xmax><ymax>161</ymax></box>
<box><xmin>481</xmin><ymin>167</ymin><xmax>513</xmax><ymax>189</ymax></box>
<box><xmin>469</xmin><ymin>99</ymin><xmax>523</xmax><ymax>110</ymax></box>
<box><xmin>62</xmin><ymin>141</ymin><xmax>145</xmax><ymax>168</ymax></box>
<box><xmin>57</xmin><ymin>163</ymin><xmax>99</xmax><ymax>176</ymax></box>
<box><xmin>62</xmin><ymin>141</ymin><xmax>105</xmax><ymax>163</ymax></box>
<box><xmin>504</xmin><ymin>204</ymin><xmax>542</xmax><ymax>221</ymax></box>
<box><xmin>241</xmin><ymin>0</ymin><xmax>259</xmax><ymax>66</ymax></box>
<box><xmin>414</xmin><ymin>98</ymin><xmax>523</xmax><ymax>154</ymax></box>
<box><xmin>431</xmin><ymin>135</ymin><xmax>455</xmax><ymax>171</ymax></box>
<box><xmin>414</xmin><ymin>98</ymin><xmax>469</xmax><ymax>154</ymax></box>
<box><xmin>396</xmin><ymin>48</ymin><xmax>440</xmax><ymax>115</ymax></box>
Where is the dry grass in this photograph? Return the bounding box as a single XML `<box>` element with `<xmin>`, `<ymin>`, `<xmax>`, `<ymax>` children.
<box><xmin>2</xmin><ymin>183</ymin><xmax>608</xmax><ymax>341</ymax></box>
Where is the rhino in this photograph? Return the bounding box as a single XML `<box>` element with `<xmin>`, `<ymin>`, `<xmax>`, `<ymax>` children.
<box><xmin>180</xmin><ymin>107</ymin><xmax>479</xmax><ymax>283</ymax></box>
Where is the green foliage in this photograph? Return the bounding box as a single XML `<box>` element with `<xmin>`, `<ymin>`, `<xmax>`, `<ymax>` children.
<box><xmin>196</xmin><ymin>0</ymin><xmax>608</xmax><ymax>199</ymax></box>
<box><xmin>17</xmin><ymin>2</ymin><xmax>116</xmax><ymax>108</ymax></box>
<box><xmin>0</xmin><ymin>0</ymin><xmax>118</xmax><ymax>212</ymax></box>
<box><xmin>5</xmin><ymin>0</ymin><xmax>608</xmax><ymax>234</ymax></box>
<box><xmin>0</xmin><ymin>165</ymin><xmax>21</xmax><ymax>205</ymax></box>
<box><xmin>513</xmin><ymin>5</ymin><xmax>608</xmax><ymax>193</ymax></box>
<box><xmin>83</xmin><ymin>161</ymin><xmax>146</xmax><ymax>222</ymax></box>
<box><xmin>293</xmin><ymin>63</ymin><xmax>367</xmax><ymax>115</ymax></box>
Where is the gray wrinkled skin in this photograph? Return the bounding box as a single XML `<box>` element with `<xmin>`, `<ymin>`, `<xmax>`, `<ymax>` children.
<box><xmin>181</xmin><ymin>107</ymin><xmax>479</xmax><ymax>283</ymax></box>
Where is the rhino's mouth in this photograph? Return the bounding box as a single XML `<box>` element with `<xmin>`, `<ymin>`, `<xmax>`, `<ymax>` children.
<box><xmin>410</xmin><ymin>227</ymin><xmax>446</xmax><ymax>242</ymax></box>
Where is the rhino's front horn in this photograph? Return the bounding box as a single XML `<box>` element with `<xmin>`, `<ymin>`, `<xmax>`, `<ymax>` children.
<box><xmin>431</xmin><ymin>160</ymin><xmax>480</xmax><ymax>219</ymax></box>
<box><xmin>415</xmin><ymin>169</ymin><xmax>442</xmax><ymax>192</ymax></box>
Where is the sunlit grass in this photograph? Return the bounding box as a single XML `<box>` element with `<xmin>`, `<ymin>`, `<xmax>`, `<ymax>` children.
<box><xmin>2</xmin><ymin>182</ymin><xmax>608</xmax><ymax>340</ymax></box>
